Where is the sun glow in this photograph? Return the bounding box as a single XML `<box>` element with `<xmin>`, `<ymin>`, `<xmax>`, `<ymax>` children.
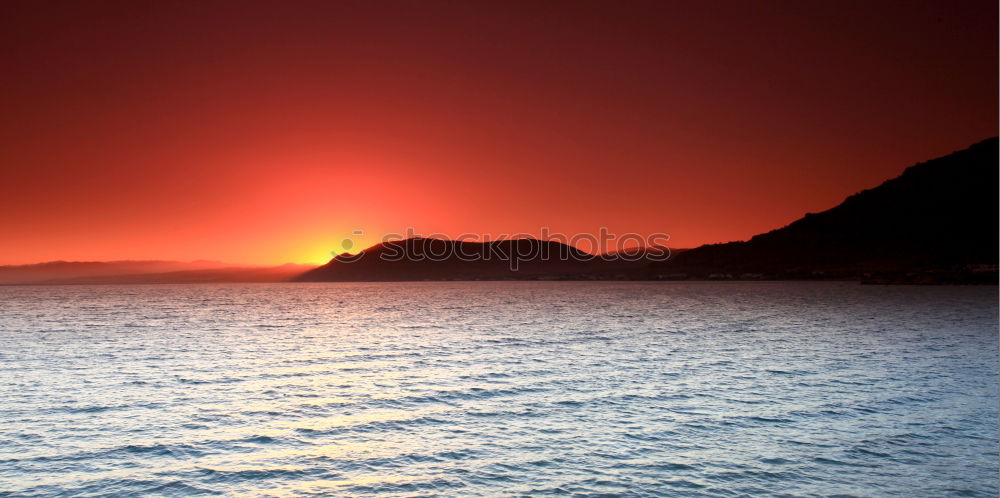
<box><xmin>294</xmin><ymin>234</ymin><xmax>379</xmax><ymax>265</ymax></box>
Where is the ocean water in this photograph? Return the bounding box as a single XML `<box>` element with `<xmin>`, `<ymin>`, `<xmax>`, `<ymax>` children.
<box><xmin>0</xmin><ymin>282</ymin><xmax>996</xmax><ymax>497</ymax></box>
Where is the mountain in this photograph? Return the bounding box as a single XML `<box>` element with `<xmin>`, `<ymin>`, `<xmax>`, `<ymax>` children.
<box><xmin>0</xmin><ymin>260</ymin><xmax>233</xmax><ymax>284</ymax></box>
<box><xmin>657</xmin><ymin>137</ymin><xmax>998</xmax><ymax>282</ymax></box>
<box><xmin>298</xmin><ymin>138</ymin><xmax>997</xmax><ymax>283</ymax></box>
<box><xmin>38</xmin><ymin>264</ymin><xmax>318</xmax><ymax>284</ymax></box>
<box><xmin>0</xmin><ymin>261</ymin><xmax>316</xmax><ymax>284</ymax></box>
<box><xmin>294</xmin><ymin>238</ymin><xmax>651</xmax><ymax>281</ymax></box>
<box><xmin>13</xmin><ymin>139</ymin><xmax>992</xmax><ymax>284</ymax></box>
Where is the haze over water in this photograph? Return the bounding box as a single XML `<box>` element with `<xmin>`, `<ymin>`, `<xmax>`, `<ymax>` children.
<box><xmin>1</xmin><ymin>282</ymin><xmax>996</xmax><ymax>496</ymax></box>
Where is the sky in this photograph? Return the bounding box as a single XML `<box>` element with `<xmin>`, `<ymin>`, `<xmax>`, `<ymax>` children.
<box><xmin>1</xmin><ymin>0</ymin><xmax>996</xmax><ymax>265</ymax></box>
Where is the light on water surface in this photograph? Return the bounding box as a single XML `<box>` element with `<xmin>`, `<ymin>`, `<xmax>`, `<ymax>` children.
<box><xmin>0</xmin><ymin>282</ymin><xmax>996</xmax><ymax>496</ymax></box>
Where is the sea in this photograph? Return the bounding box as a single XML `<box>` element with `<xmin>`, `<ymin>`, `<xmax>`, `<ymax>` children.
<box><xmin>0</xmin><ymin>282</ymin><xmax>996</xmax><ymax>496</ymax></box>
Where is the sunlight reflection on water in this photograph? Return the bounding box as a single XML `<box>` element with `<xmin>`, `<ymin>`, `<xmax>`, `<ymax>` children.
<box><xmin>0</xmin><ymin>282</ymin><xmax>996</xmax><ymax>496</ymax></box>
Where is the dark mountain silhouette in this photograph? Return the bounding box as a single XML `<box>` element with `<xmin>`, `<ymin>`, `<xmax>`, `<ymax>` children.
<box><xmin>42</xmin><ymin>264</ymin><xmax>318</xmax><ymax>284</ymax></box>
<box><xmin>0</xmin><ymin>261</ymin><xmax>315</xmax><ymax>284</ymax></box>
<box><xmin>0</xmin><ymin>260</ymin><xmax>233</xmax><ymax>284</ymax></box>
<box><xmin>656</xmin><ymin>137</ymin><xmax>998</xmax><ymax>282</ymax></box>
<box><xmin>9</xmin><ymin>139</ymin><xmax>994</xmax><ymax>285</ymax></box>
<box><xmin>600</xmin><ymin>245</ymin><xmax>676</xmax><ymax>259</ymax></box>
<box><xmin>298</xmin><ymin>138</ymin><xmax>997</xmax><ymax>283</ymax></box>
<box><xmin>294</xmin><ymin>238</ymin><xmax>650</xmax><ymax>281</ymax></box>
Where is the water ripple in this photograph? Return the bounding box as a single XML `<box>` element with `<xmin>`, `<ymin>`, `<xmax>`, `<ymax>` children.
<box><xmin>0</xmin><ymin>282</ymin><xmax>996</xmax><ymax>496</ymax></box>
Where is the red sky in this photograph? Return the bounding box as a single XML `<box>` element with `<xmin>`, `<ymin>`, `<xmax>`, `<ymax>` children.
<box><xmin>1</xmin><ymin>0</ymin><xmax>996</xmax><ymax>265</ymax></box>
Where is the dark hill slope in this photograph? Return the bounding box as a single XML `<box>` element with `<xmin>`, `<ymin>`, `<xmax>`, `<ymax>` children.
<box><xmin>662</xmin><ymin>137</ymin><xmax>998</xmax><ymax>278</ymax></box>
<box><xmin>294</xmin><ymin>238</ymin><xmax>624</xmax><ymax>281</ymax></box>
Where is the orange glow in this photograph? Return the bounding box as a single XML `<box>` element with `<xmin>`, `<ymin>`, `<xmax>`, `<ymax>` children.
<box><xmin>0</xmin><ymin>2</ymin><xmax>995</xmax><ymax>265</ymax></box>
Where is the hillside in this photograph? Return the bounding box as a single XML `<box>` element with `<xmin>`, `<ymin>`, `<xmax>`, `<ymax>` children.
<box><xmin>0</xmin><ymin>261</ymin><xmax>315</xmax><ymax>285</ymax></box>
<box><xmin>298</xmin><ymin>138</ymin><xmax>997</xmax><ymax>283</ymax></box>
<box><xmin>294</xmin><ymin>238</ymin><xmax>650</xmax><ymax>281</ymax></box>
<box><xmin>659</xmin><ymin>137</ymin><xmax>998</xmax><ymax>281</ymax></box>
